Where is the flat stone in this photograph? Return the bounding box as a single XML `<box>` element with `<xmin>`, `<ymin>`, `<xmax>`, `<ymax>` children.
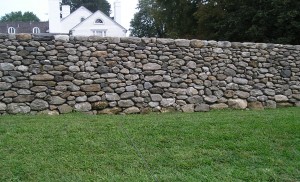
<box><xmin>161</xmin><ymin>98</ymin><xmax>175</xmax><ymax>107</ymax></box>
<box><xmin>233</xmin><ymin>78</ymin><xmax>248</xmax><ymax>85</ymax></box>
<box><xmin>30</xmin><ymin>74</ymin><xmax>54</xmax><ymax>81</ymax></box>
<box><xmin>275</xmin><ymin>95</ymin><xmax>288</xmax><ymax>102</ymax></box>
<box><xmin>190</xmin><ymin>40</ymin><xmax>206</xmax><ymax>48</ymax></box>
<box><xmin>13</xmin><ymin>80</ymin><xmax>30</xmax><ymax>88</ymax></box>
<box><xmin>80</xmin><ymin>84</ymin><xmax>101</xmax><ymax>92</ymax></box>
<box><xmin>154</xmin><ymin>82</ymin><xmax>170</xmax><ymax>88</ymax></box>
<box><xmin>204</xmin><ymin>95</ymin><xmax>218</xmax><ymax>103</ymax></box>
<box><xmin>150</xmin><ymin>94</ymin><xmax>163</xmax><ymax>102</ymax></box>
<box><xmin>49</xmin><ymin>96</ymin><xmax>66</xmax><ymax>105</ymax></box>
<box><xmin>0</xmin><ymin>63</ymin><xmax>15</xmax><ymax>71</ymax></box>
<box><xmin>0</xmin><ymin>82</ymin><xmax>12</xmax><ymax>90</ymax></box>
<box><xmin>187</xmin><ymin>96</ymin><xmax>203</xmax><ymax>104</ymax></box>
<box><xmin>75</xmin><ymin>102</ymin><xmax>92</xmax><ymax>112</ymax></box>
<box><xmin>123</xmin><ymin>107</ymin><xmax>140</xmax><ymax>114</ymax></box>
<box><xmin>210</xmin><ymin>103</ymin><xmax>228</xmax><ymax>110</ymax></box>
<box><xmin>0</xmin><ymin>102</ymin><xmax>6</xmax><ymax>111</ymax></box>
<box><xmin>175</xmin><ymin>39</ymin><xmax>190</xmax><ymax>47</ymax></box>
<box><xmin>228</xmin><ymin>99</ymin><xmax>247</xmax><ymax>109</ymax></box>
<box><xmin>156</xmin><ymin>38</ymin><xmax>174</xmax><ymax>45</ymax></box>
<box><xmin>98</xmin><ymin>107</ymin><xmax>122</xmax><ymax>114</ymax></box>
<box><xmin>118</xmin><ymin>100</ymin><xmax>134</xmax><ymax>107</ymax></box>
<box><xmin>13</xmin><ymin>95</ymin><xmax>35</xmax><ymax>102</ymax></box>
<box><xmin>105</xmin><ymin>93</ymin><xmax>120</xmax><ymax>101</ymax></box>
<box><xmin>16</xmin><ymin>33</ymin><xmax>32</xmax><ymax>40</ymax></box>
<box><xmin>126</xmin><ymin>85</ymin><xmax>138</xmax><ymax>92</ymax></box>
<box><xmin>143</xmin><ymin>63</ymin><xmax>161</xmax><ymax>71</ymax></box>
<box><xmin>92</xmin><ymin>51</ymin><xmax>108</xmax><ymax>57</ymax></box>
<box><xmin>264</xmin><ymin>89</ymin><xmax>276</xmax><ymax>96</ymax></box>
<box><xmin>30</xmin><ymin>99</ymin><xmax>49</xmax><ymax>111</ymax></box>
<box><xmin>186</xmin><ymin>87</ymin><xmax>198</xmax><ymax>96</ymax></box>
<box><xmin>54</xmin><ymin>35</ymin><xmax>69</xmax><ymax>42</ymax></box>
<box><xmin>58</xmin><ymin>104</ymin><xmax>73</xmax><ymax>114</ymax></box>
<box><xmin>120</xmin><ymin>37</ymin><xmax>141</xmax><ymax>44</ymax></box>
<box><xmin>7</xmin><ymin>103</ymin><xmax>31</xmax><ymax>114</ymax></box>
<box><xmin>181</xmin><ymin>104</ymin><xmax>194</xmax><ymax>112</ymax></box>
<box><xmin>195</xmin><ymin>104</ymin><xmax>210</xmax><ymax>112</ymax></box>
<box><xmin>248</xmin><ymin>101</ymin><xmax>264</xmax><ymax>110</ymax></box>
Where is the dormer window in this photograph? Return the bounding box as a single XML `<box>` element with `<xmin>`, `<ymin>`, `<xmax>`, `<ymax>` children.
<box><xmin>8</xmin><ymin>27</ymin><xmax>16</xmax><ymax>34</ymax></box>
<box><xmin>32</xmin><ymin>27</ymin><xmax>40</xmax><ymax>34</ymax></box>
<box><xmin>94</xmin><ymin>19</ymin><xmax>104</xmax><ymax>24</ymax></box>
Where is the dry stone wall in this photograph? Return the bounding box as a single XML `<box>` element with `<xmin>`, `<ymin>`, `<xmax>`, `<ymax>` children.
<box><xmin>0</xmin><ymin>33</ymin><xmax>300</xmax><ymax>115</ymax></box>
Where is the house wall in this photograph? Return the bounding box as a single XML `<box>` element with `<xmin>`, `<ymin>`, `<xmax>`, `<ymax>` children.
<box><xmin>71</xmin><ymin>11</ymin><xmax>126</xmax><ymax>37</ymax></box>
<box><xmin>0</xmin><ymin>33</ymin><xmax>299</xmax><ymax>115</ymax></box>
<box><xmin>60</xmin><ymin>7</ymin><xmax>93</xmax><ymax>34</ymax></box>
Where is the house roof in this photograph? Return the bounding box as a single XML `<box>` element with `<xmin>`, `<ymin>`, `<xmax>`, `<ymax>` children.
<box><xmin>70</xmin><ymin>9</ymin><xmax>127</xmax><ymax>32</ymax></box>
<box><xmin>0</xmin><ymin>22</ymin><xmax>49</xmax><ymax>34</ymax></box>
<box><xmin>61</xmin><ymin>6</ymin><xmax>93</xmax><ymax>22</ymax></box>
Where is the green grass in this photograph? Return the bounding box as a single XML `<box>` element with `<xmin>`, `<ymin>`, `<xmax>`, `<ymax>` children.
<box><xmin>0</xmin><ymin>108</ymin><xmax>299</xmax><ymax>181</ymax></box>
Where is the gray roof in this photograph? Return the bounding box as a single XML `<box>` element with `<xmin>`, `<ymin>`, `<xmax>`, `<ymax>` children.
<box><xmin>0</xmin><ymin>22</ymin><xmax>49</xmax><ymax>34</ymax></box>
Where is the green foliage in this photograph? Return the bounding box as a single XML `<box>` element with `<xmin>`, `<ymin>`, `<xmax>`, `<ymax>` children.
<box><xmin>130</xmin><ymin>0</ymin><xmax>300</xmax><ymax>44</ymax></box>
<box><xmin>0</xmin><ymin>11</ymin><xmax>40</xmax><ymax>22</ymax></box>
<box><xmin>62</xmin><ymin>0</ymin><xmax>111</xmax><ymax>16</ymax></box>
<box><xmin>0</xmin><ymin>108</ymin><xmax>300</xmax><ymax>181</ymax></box>
<box><xmin>195</xmin><ymin>0</ymin><xmax>300</xmax><ymax>44</ymax></box>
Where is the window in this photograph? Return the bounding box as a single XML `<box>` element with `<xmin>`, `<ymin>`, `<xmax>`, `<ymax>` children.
<box><xmin>8</xmin><ymin>27</ymin><xmax>16</xmax><ymax>34</ymax></box>
<box><xmin>32</xmin><ymin>27</ymin><xmax>40</xmax><ymax>34</ymax></box>
<box><xmin>92</xmin><ymin>30</ymin><xmax>107</xmax><ymax>37</ymax></box>
<box><xmin>80</xmin><ymin>17</ymin><xmax>85</xmax><ymax>22</ymax></box>
<box><xmin>94</xmin><ymin>19</ymin><xmax>104</xmax><ymax>24</ymax></box>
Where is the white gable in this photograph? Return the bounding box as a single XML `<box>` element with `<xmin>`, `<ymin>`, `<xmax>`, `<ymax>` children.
<box><xmin>71</xmin><ymin>10</ymin><xmax>126</xmax><ymax>37</ymax></box>
<box><xmin>60</xmin><ymin>6</ymin><xmax>93</xmax><ymax>34</ymax></box>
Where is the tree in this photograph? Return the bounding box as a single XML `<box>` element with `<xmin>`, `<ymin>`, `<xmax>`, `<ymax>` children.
<box><xmin>0</xmin><ymin>11</ymin><xmax>40</xmax><ymax>22</ymax></box>
<box><xmin>195</xmin><ymin>0</ymin><xmax>300</xmax><ymax>44</ymax></box>
<box><xmin>62</xmin><ymin>0</ymin><xmax>111</xmax><ymax>16</ymax></box>
<box><xmin>130</xmin><ymin>0</ymin><xmax>166</xmax><ymax>37</ymax></box>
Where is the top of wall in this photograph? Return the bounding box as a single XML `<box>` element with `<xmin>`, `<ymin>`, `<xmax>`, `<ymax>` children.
<box><xmin>1</xmin><ymin>33</ymin><xmax>300</xmax><ymax>50</ymax></box>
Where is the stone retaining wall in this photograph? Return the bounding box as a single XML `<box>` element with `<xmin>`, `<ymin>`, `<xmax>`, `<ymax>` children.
<box><xmin>0</xmin><ymin>33</ymin><xmax>299</xmax><ymax>115</ymax></box>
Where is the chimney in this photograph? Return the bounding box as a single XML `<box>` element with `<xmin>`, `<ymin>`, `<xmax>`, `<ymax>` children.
<box><xmin>48</xmin><ymin>0</ymin><xmax>61</xmax><ymax>33</ymax></box>
<box><xmin>114</xmin><ymin>0</ymin><xmax>121</xmax><ymax>24</ymax></box>
<box><xmin>61</xmin><ymin>5</ymin><xmax>71</xmax><ymax>18</ymax></box>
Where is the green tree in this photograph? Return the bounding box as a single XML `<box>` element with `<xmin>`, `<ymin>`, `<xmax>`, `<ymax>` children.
<box><xmin>0</xmin><ymin>11</ymin><xmax>40</xmax><ymax>22</ymax></box>
<box><xmin>130</xmin><ymin>0</ymin><xmax>166</xmax><ymax>37</ymax></box>
<box><xmin>62</xmin><ymin>0</ymin><xmax>111</xmax><ymax>16</ymax></box>
<box><xmin>195</xmin><ymin>0</ymin><xmax>300</xmax><ymax>44</ymax></box>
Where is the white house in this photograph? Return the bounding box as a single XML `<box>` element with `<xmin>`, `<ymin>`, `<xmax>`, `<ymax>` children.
<box><xmin>48</xmin><ymin>0</ymin><xmax>127</xmax><ymax>36</ymax></box>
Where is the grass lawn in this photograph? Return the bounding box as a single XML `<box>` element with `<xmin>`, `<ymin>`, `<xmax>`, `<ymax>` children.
<box><xmin>0</xmin><ymin>108</ymin><xmax>299</xmax><ymax>181</ymax></box>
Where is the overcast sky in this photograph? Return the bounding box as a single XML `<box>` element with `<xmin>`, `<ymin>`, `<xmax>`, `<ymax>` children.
<box><xmin>0</xmin><ymin>0</ymin><xmax>138</xmax><ymax>31</ymax></box>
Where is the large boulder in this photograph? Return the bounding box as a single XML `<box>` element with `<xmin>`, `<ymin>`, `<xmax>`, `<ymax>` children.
<box><xmin>228</xmin><ymin>99</ymin><xmax>247</xmax><ymax>109</ymax></box>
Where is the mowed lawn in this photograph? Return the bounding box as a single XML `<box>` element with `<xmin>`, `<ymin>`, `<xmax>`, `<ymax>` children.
<box><xmin>0</xmin><ymin>108</ymin><xmax>299</xmax><ymax>181</ymax></box>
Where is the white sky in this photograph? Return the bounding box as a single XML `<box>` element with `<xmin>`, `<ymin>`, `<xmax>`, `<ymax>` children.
<box><xmin>0</xmin><ymin>0</ymin><xmax>138</xmax><ymax>31</ymax></box>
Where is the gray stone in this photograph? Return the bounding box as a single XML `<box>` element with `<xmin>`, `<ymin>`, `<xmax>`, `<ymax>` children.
<box><xmin>186</xmin><ymin>61</ymin><xmax>196</xmax><ymax>69</ymax></box>
<box><xmin>88</xmin><ymin>96</ymin><xmax>102</xmax><ymax>102</ymax></box>
<box><xmin>126</xmin><ymin>85</ymin><xmax>138</xmax><ymax>92</ymax></box>
<box><xmin>54</xmin><ymin>35</ymin><xmax>69</xmax><ymax>42</ymax></box>
<box><xmin>75</xmin><ymin>102</ymin><xmax>92</xmax><ymax>112</ymax></box>
<box><xmin>266</xmin><ymin>100</ymin><xmax>276</xmax><ymax>109</ymax></box>
<box><xmin>250</xmin><ymin>89</ymin><xmax>263</xmax><ymax>96</ymax></box>
<box><xmin>186</xmin><ymin>87</ymin><xmax>198</xmax><ymax>96</ymax></box>
<box><xmin>248</xmin><ymin>101</ymin><xmax>264</xmax><ymax>110</ymax></box>
<box><xmin>224</xmin><ymin>68</ymin><xmax>236</xmax><ymax>76</ymax></box>
<box><xmin>190</xmin><ymin>40</ymin><xmax>206</xmax><ymax>48</ymax></box>
<box><xmin>0</xmin><ymin>102</ymin><xmax>6</xmax><ymax>111</ymax></box>
<box><xmin>0</xmin><ymin>82</ymin><xmax>12</xmax><ymax>90</ymax></box>
<box><xmin>30</xmin><ymin>99</ymin><xmax>49</xmax><ymax>111</ymax></box>
<box><xmin>264</xmin><ymin>89</ymin><xmax>276</xmax><ymax>96</ymax></box>
<box><xmin>195</xmin><ymin>104</ymin><xmax>210</xmax><ymax>112</ymax></box>
<box><xmin>236</xmin><ymin>91</ymin><xmax>250</xmax><ymax>99</ymax></box>
<box><xmin>156</xmin><ymin>38</ymin><xmax>174</xmax><ymax>44</ymax></box>
<box><xmin>58</xmin><ymin>104</ymin><xmax>73</xmax><ymax>114</ymax></box>
<box><xmin>0</xmin><ymin>63</ymin><xmax>15</xmax><ymax>71</ymax></box>
<box><xmin>228</xmin><ymin>99</ymin><xmax>247</xmax><ymax>109</ymax></box>
<box><xmin>69</xmin><ymin>66</ymin><xmax>80</xmax><ymax>72</ymax></box>
<box><xmin>175</xmin><ymin>39</ymin><xmax>190</xmax><ymax>47</ymax></box>
<box><xmin>30</xmin><ymin>74</ymin><xmax>54</xmax><ymax>81</ymax></box>
<box><xmin>121</xmin><ymin>92</ymin><xmax>135</xmax><ymax>99</ymax></box>
<box><xmin>204</xmin><ymin>95</ymin><xmax>218</xmax><ymax>103</ymax></box>
<box><xmin>233</xmin><ymin>78</ymin><xmax>248</xmax><ymax>85</ymax></box>
<box><xmin>143</xmin><ymin>63</ymin><xmax>161</xmax><ymax>71</ymax></box>
<box><xmin>154</xmin><ymin>82</ymin><xmax>170</xmax><ymax>88</ymax></box>
<box><xmin>275</xmin><ymin>95</ymin><xmax>288</xmax><ymax>102</ymax></box>
<box><xmin>187</xmin><ymin>96</ymin><xmax>203</xmax><ymax>104</ymax></box>
<box><xmin>49</xmin><ymin>96</ymin><xmax>66</xmax><ymax>105</ymax></box>
<box><xmin>13</xmin><ymin>95</ymin><xmax>35</xmax><ymax>102</ymax></box>
<box><xmin>181</xmin><ymin>104</ymin><xmax>194</xmax><ymax>113</ymax></box>
<box><xmin>76</xmin><ymin>96</ymin><xmax>87</xmax><ymax>102</ymax></box>
<box><xmin>106</xmin><ymin>93</ymin><xmax>120</xmax><ymax>101</ymax></box>
<box><xmin>151</xmin><ymin>94</ymin><xmax>163</xmax><ymax>102</ymax></box>
<box><xmin>123</xmin><ymin>107</ymin><xmax>140</xmax><ymax>114</ymax></box>
<box><xmin>118</xmin><ymin>100</ymin><xmax>134</xmax><ymax>107</ymax></box>
<box><xmin>144</xmin><ymin>75</ymin><xmax>163</xmax><ymax>82</ymax></box>
<box><xmin>161</xmin><ymin>98</ymin><xmax>175</xmax><ymax>107</ymax></box>
<box><xmin>7</xmin><ymin>103</ymin><xmax>30</xmax><ymax>114</ymax></box>
<box><xmin>210</xmin><ymin>103</ymin><xmax>228</xmax><ymax>110</ymax></box>
<box><xmin>281</xmin><ymin>69</ymin><xmax>292</xmax><ymax>78</ymax></box>
<box><xmin>13</xmin><ymin>80</ymin><xmax>30</xmax><ymax>88</ymax></box>
<box><xmin>98</xmin><ymin>107</ymin><xmax>122</xmax><ymax>114</ymax></box>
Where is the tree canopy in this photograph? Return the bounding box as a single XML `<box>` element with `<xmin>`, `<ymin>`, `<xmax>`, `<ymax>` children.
<box><xmin>62</xmin><ymin>0</ymin><xmax>111</xmax><ymax>16</ymax></box>
<box><xmin>130</xmin><ymin>0</ymin><xmax>300</xmax><ymax>44</ymax></box>
<box><xmin>0</xmin><ymin>11</ymin><xmax>40</xmax><ymax>22</ymax></box>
